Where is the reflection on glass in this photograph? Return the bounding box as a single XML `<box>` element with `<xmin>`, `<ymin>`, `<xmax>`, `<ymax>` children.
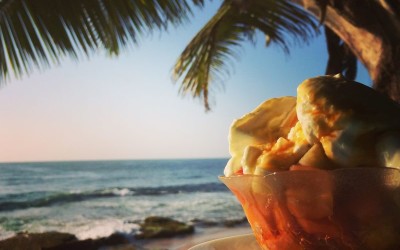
<box><xmin>220</xmin><ymin>168</ymin><xmax>400</xmax><ymax>250</ymax></box>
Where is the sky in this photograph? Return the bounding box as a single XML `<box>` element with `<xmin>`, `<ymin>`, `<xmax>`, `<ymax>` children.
<box><xmin>0</xmin><ymin>2</ymin><xmax>371</xmax><ymax>163</ymax></box>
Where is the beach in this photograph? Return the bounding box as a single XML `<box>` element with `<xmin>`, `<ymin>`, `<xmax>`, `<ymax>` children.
<box><xmin>140</xmin><ymin>224</ymin><xmax>253</xmax><ymax>249</ymax></box>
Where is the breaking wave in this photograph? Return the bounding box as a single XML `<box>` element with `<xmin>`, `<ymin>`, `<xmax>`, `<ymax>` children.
<box><xmin>0</xmin><ymin>182</ymin><xmax>228</xmax><ymax>212</ymax></box>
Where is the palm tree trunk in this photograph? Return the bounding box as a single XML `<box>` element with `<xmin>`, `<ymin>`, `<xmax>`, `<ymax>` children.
<box><xmin>294</xmin><ymin>0</ymin><xmax>400</xmax><ymax>103</ymax></box>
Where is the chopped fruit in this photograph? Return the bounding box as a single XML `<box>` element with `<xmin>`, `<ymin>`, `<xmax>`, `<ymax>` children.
<box><xmin>234</xmin><ymin>168</ymin><xmax>244</xmax><ymax>175</ymax></box>
<box><xmin>221</xmin><ymin>75</ymin><xmax>400</xmax><ymax>249</ymax></box>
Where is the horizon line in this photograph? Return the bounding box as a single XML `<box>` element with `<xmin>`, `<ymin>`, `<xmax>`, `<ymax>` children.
<box><xmin>0</xmin><ymin>156</ymin><xmax>230</xmax><ymax>165</ymax></box>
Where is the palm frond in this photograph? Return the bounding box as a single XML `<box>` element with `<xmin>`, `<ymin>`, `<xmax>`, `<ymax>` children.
<box><xmin>0</xmin><ymin>0</ymin><xmax>203</xmax><ymax>81</ymax></box>
<box><xmin>173</xmin><ymin>4</ymin><xmax>244</xmax><ymax>111</ymax></box>
<box><xmin>173</xmin><ymin>0</ymin><xmax>319</xmax><ymax>111</ymax></box>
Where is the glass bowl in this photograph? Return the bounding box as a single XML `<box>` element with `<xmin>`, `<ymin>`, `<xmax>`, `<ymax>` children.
<box><xmin>219</xmin><ymin>168</ymin><xmax>400</xmax><ymax>250</ymax></box>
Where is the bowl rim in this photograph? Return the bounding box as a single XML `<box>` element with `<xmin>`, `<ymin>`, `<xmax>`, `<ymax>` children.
<box><xmin>219</xmin><ymin>166</ymin><xmax>400</xmax><ymax>180</ymax></box>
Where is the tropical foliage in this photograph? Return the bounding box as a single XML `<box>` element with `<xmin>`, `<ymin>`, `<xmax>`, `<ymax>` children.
<box><xmin>173</xmin><ymin>0</ymin><xmax>318</xmax><ymax>110</ymax></box>
<box><xmin>0</xmin><ymin>0</ymin><xmax>399</xmax><ymax>110</ymax></box>
<box><xmin>0</xmin><ymin>0</ymin><xmax>203</xmax><ymax>79</ymax></box>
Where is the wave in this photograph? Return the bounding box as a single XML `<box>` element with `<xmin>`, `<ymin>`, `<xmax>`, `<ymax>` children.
<box><xmin>0</xmin><ymin>182</ymin><xmax>228</xmax><ymax>212</ymax></box>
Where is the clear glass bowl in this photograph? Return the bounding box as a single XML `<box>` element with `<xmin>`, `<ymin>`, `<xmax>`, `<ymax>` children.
<box><xmin>220</xmin><ymin>168</ymin><xmax>400</xmax><ymax>250</ymax></box>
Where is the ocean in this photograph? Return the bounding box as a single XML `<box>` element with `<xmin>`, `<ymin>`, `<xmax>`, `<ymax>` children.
<box><xmin>0</xmin><ymin>158</ymin><xmax>244</xmax><ymax>240</ymax></box>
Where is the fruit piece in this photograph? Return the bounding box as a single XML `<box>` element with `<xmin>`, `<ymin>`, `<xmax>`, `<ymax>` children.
<box><xmin>298</xmin><ymin>143</ymin><xmax>339</xmax><ymax>170</ymax></box>
<box><xmin>224</xmin><ymin>97</ymin><xmax>296</xmax><ymax>176</ymax></box>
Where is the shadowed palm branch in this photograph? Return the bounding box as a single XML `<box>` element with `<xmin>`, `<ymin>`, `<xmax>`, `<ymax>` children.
<box><xmin>173</xmin><ymin>0</ymin><xmax>319</xmax><ymax>110</ymax></box>
<box><xmin>1</xmin><ymin>0</ymin><xmax>351</xmax><ymax>110</ymax></box>
<box><xmin>0</xmin><ymin>0</ymin><xmax>204</xmax><ymax>80</ymax></box>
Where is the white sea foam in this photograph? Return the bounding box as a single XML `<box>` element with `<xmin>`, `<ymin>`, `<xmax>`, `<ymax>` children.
<box><xmin>0</xmin><ymin>226</ymin><xmax>15</xmax><ymax>241</ymax></box>
<box><xmin>111</xmin><ymin>188</ymin><xmax>131</xmax><ymax>196</ymax></box>
<box><xmin>69</xmin><ymin>218</ymin><xmax>139</xmax><ymax>240</ymax></box>
<box><xmin>0</xmin><ymin>159</ymin><xmax>244</xmax><ymax>240</ymax></box>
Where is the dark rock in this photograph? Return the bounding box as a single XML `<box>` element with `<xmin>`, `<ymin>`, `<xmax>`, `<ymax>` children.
<box><xmin>190</xmin><ymin>217</ymin><xmax>249</xmax><ymax>228</ymax></box>
<box><xmin>100</xmin><ymin>245</ymin><xmax>138</xmax><ymax>250</ymax></box>
<box><xmin>135</xmin><ymin>216</ymin><xmax>194</xmax><ymax>239</ymax></box>
<box><xmin>101</xmin><ymin>245</ymin><xmax>139</xmax><ymax>250</ymax></box>
<box><xmin>0</xmin><ymin>232</ymin><xmax>77</xmax><ymax>250</ymax></box>
<box><xmin>222</xmin><ymin>217</ymin><xmax>249</xmax><ymax>227</ymax></box>
<box><xmin>190</xmin><ymin>218</ymin><xmax>219</xmax><ymax>227</ymax></box>
<box><xmin>0</xmin><ymin>232</ymin><xmax>142</xmax><ymax>250</ymax></box>
<box><xmin>46</xmin><ymin>232</ymin><xmax>133</xmax><ymax>250</ymax></box>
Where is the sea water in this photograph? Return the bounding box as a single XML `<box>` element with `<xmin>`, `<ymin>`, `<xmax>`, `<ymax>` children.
<box><xmin>0</xmin><ymin>159</ymin><xmax>244</xmax><ymax>240</ymax></box>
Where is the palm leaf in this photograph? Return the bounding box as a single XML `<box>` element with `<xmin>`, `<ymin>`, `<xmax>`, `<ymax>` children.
<box><xmin>173</xmin><ymin>3</ymin><xmax>239</xmax><ymax>111</ymax></box>
<box><xmin>0</xmin><ymin>0</ymin><xmax>204</xmax><ymax>81</ymax></box>
<box><xmin>173</xmin><ymin>0</ymin><xmax>319</xmax><ymax>111</ymax></box>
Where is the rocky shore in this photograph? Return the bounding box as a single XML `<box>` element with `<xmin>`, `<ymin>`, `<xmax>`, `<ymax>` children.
<box><xmin>0</xmin><ymin>216</ymin><xmax>250</xmax><ymax>250</ymax></box>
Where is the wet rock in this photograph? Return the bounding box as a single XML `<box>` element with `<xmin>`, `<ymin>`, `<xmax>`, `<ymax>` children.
<box><xmin>0</xmin><ymin>232</ymin><xmax>77</xmax><ymax>250</ymax></box>
<box><xmin>0</xmin><ymin>232</ymin><xmax>142</xmax><ymax>250</ymax></box>
<box><xmin>48</xmin><ymin>232</ymin><xmax>132</xmax><ymax>250</ymax></box>
<box><xmin>190</xmin><ymin>218</ymin><xmax>219</xmax><ymax>227</ymax></box>
<box><xmin>222</xmin><ymin>217</ymin><xmax>249</xmax><ymax>227</ymax></box>
<box><xmin>190</xmin><ymin>217</ymin><xmax>249</xmax><ymax>228</ymax></box>
<box><xmin>100</xmin><ymin>245</ymin><xmax>139</xmax><ymax>250</ymax></box>
<box><xmin>135</xmin><ymin>216</ymin><xmax>194</xmax><ymax>239</ymax></box>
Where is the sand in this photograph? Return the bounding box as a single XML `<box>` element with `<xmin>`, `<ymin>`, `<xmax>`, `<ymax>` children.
<box><xmin>140</xmin><ymin>225</ymin><xmax>253</xmax><ymax>250</ymax></box>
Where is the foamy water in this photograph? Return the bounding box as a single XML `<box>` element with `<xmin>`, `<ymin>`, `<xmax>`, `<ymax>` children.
<box><xmin>0</xmin><ymin>159</ymin><xmax>244</xmax><ymax>240</ymax></box>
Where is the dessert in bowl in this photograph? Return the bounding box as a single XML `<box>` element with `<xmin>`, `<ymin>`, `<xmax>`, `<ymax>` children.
<box><xmin>221</xmin><ymin>75</ymin><xmax>400</xmax><ymax>250</ymax></box>
<box><xmin>220</xmin><ymin>168</ymin><xmax>400</xmax><ymax>249</ymax></box>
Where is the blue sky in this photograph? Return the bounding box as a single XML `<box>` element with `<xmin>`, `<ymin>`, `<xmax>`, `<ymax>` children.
<box><xmin>0</xmin><ymin>2</ymin><xmax>370</xmax><ymax>162</ymax></box>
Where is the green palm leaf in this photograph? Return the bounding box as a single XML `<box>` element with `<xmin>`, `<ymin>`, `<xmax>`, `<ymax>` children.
<box><xmin>173</xmin><ymin>0</ymin><xmax>319</xmax><ymax>111</ymax></box>
<box><xmin>0</xmin><ymin>0</ymin><xmax>203</xmax><ymax>81</ymax></box>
